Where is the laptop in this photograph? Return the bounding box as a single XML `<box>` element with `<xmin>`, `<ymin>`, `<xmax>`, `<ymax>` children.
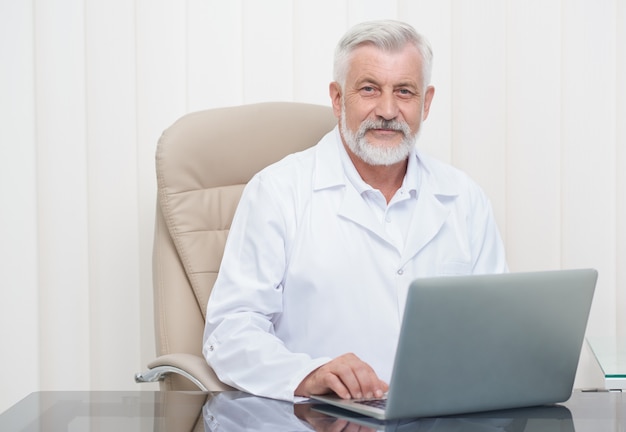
<box><xmin>311</xmin><ymin>269</ymin><xmax>597</xmax><ymax>420</ymax></box>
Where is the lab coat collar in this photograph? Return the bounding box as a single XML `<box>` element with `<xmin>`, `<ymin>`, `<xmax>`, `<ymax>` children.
<box><xmin>312</xmin><ymin>127</ymin><xmax>460</xmax><ymax>198</ymax></box>
<box><xmin>312</xmin><ymin>127</ymin><xmax>459</xmax><ymax>258</ymax></box>
<box><xmin>312</xmin><ymin>127</ymin><xmax>347</xmax><ymax>191</ymax></box>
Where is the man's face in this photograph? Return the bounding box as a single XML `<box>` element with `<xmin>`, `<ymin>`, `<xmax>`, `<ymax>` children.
<box><xmin>330</xmin><ymin>43</ymin><xmax>434</xmax><ymax>166</ymax></box>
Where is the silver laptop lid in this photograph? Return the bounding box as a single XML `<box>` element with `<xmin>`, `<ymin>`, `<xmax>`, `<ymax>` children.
<box><xmin>386</xmin><ymin>269</ymin><xmax>597</xmax><ymax>419</ymax></box>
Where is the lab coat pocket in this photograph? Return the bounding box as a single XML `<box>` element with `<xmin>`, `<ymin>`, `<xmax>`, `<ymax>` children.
<box><xmin>438</xmin><ymin>261</ymin><xmax>472</xmax><ymax>275</ymax></box>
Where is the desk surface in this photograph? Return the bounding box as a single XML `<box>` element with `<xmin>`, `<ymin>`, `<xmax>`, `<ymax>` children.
<box><xmin>0</xmin><ymin>390</ymin><xmax>623</xmax><ymax>431</ymax></box>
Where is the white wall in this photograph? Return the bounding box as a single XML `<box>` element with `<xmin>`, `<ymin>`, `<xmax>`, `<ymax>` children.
<box><xmin>1</xmin><ymin>0</ymin><xmax>624</xmax><ymax>412</ymax></box>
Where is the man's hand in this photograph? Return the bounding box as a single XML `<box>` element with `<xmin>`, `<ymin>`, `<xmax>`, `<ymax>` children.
<box><xmin>294</xmin><ymin>353</ymin><xmax>389</xmax><ymax>399</ymax></box>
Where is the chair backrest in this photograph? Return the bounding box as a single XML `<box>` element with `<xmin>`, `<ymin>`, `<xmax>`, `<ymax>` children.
<box><xmin>153</xmin><ymin>102</ymin><xmax>337</xmax><ymax>387</ymax></box>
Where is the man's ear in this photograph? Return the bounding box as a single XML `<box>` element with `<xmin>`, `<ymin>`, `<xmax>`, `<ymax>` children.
<box><xmin>329</xmin><ymin>82</ymin><xmax>342</xmax><ymax>119</ymax></box>
<box><xmin>422</xmin><ymin>86</ymin><xmax>435</xmax><ymax>121</ymax></box>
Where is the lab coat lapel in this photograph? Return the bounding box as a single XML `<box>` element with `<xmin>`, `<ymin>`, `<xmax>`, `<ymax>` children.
<box><xmin>314</xmin><ymin>128</ymin><xmax>391</xmax><ymax>244</ymax></box>
<box><xmin>337</xmin><ymin>186</ymin><xmax>389</xmax><ymax>244</ymax></box>
<box><xmin>402</xmin><ymin>183</ymin><xmax>450</xmax><ymax>263</ymax></box>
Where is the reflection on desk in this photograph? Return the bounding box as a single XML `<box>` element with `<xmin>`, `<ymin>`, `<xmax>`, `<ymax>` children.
<box><xmin>309</xmin><ymin>404</ymin><xmax>573</xmax><ymax>432</ymax></box>
<box><xmin>204</xmin><ymin>392</ymin><xmax>574</xmax><ymax>431</ymax></box>
<box><xmin>0</xmin><ymin>390</ymin><xmax>622</xmax><ymax>431</ymax></box>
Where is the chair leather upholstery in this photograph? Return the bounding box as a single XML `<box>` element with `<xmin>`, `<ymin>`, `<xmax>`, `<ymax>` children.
<box><xmin>150</xmin><ymin>102</ymin><xmax>337</xmax><ymax>391</ymax></box>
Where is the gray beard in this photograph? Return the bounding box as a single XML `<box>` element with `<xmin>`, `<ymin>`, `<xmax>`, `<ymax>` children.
<box><xmin>340</xmin><ymin>109</ymin><xmax>417</xmax><ymax>166</ymax></box>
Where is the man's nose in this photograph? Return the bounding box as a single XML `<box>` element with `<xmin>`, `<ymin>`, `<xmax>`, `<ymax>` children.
<box><xmin>375</xmin><ymin>92</ymin><xmax>399</xmax><ymax>121</ymax></box>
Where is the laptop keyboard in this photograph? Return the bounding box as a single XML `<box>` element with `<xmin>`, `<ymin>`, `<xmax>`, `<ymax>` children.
<box><xmin>355</xmin><ymin>398</ymin><xmax>387</xmax><ymax>409</ymax></box>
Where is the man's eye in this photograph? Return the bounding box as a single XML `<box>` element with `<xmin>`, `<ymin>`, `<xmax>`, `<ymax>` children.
<box><xmin>361</xmin><ymin>86</ymin><xmax>375</xmax><ymax>93</ymax></box>
<box><xmin>398</xmin><ymin>89</ymin><xmax>413</xmax><ymax>96</ymax></box>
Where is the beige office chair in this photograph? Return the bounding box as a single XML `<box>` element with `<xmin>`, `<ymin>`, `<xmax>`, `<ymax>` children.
<box><xmin>135</xmin><ymin>102</ymin><xmax>337</xmax><ymax>391</ymax></box>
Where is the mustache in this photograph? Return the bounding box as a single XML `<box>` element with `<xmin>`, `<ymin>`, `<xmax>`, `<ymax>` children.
<box><xmin>358</xmin><ymin>118</ymin><xmax>412</xmax><ymax>136</ymax></box>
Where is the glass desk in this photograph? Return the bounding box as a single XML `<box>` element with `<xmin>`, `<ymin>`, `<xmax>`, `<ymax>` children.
<box><xmin>0</xmin><ymin>390</ymin><xmax>623</xmax><ymax>431</ymax></box>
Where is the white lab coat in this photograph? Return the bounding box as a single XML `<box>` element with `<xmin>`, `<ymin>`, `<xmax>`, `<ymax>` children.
<box><xmin>203</xmin><ymin>127</ymin><xmax>508</xmax><ymax>401</ymax></box>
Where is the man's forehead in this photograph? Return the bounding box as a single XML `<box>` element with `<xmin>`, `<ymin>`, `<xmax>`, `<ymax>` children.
<box><xmin>346</xmin><ymin>44</ymin><xmax>424</xmax><ymax>84</ymax></box>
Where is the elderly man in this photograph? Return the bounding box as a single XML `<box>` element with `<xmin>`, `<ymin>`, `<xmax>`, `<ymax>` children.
<box><xmin>203</xmin><ymin>20</ymin><xmax>508</xmax><ymax>402</ymax></box>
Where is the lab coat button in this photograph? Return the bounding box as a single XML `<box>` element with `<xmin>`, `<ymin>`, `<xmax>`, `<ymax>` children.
<box><xmin>397</xmin><ymin>269</ymin><xmax>404</xmax><ymax>275</ymax></box>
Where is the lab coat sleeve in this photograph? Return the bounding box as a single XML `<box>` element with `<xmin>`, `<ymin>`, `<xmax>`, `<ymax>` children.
<box><xmin>468</xmin><ymin>184</ymin><xmax>509</xmax><ymax>274</ymax></box>
<box><xmin>202</xmin><ymin>173</ymin><xmax>331</xmax><ymax>401</ymax></box>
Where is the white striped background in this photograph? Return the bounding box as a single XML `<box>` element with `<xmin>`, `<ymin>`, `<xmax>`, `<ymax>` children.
<box><xmin>1</xmin><ymin>0</ymin><xmax>624</xmax><ymax>412</ymax></box>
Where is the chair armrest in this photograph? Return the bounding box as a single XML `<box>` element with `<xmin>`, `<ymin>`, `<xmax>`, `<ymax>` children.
<box><xmin>135</xmin><ymin>353</ymin><xmax>234</xmax><ymax>391</ymax></box>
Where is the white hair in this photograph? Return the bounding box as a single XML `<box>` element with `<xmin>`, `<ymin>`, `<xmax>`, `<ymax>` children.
<box><xmin>333</xmin><ymin>20</ymin><xmax>434</xmax><ymax>88</ymax></box>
